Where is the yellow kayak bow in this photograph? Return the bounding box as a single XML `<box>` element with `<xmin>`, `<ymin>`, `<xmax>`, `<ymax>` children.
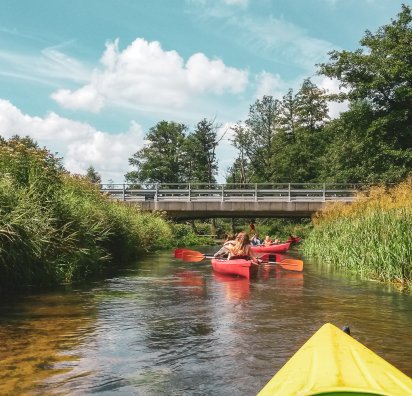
<box><xmin>258</xmin><ymin>323</ymin><xmax>412</xmax><ymax>396</ymax></box>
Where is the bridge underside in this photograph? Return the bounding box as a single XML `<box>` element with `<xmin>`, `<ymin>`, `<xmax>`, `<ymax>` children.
<box><xmin>131</xmin><ymin>201</ymin><xmax>326</xmax><ymax>219</ymax></box>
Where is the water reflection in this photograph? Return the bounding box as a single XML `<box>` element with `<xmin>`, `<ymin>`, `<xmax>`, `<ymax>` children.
<box><xmin>0</xmin><ymin>291</ymin><xmax>96</xmax><ymax>395</ymax></box>
<box><xmin>0</xmin><ymin>252</ymin><xmax>412</xmax><ymax>395</ymax></box>
<box><xmin>260</xmin><ymin>264</ymin><xmax>304</xmax><ymax>284</ymax></box>
<box><xmin>213</xmin><ymin>273</ymin><xmax>251</xmax><ymax>301</ymax></box>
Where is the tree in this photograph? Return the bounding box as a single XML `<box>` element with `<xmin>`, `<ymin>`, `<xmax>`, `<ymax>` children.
<box><xmin>184</xmin><ymin>119</ymin><xmax>219</xmax><ymax>184</ymax></box>
<box><xmin>319</xmin><ymin>5</ymin><xmax>412</xmax><ymax>113</ymax></box>
<box><xmin>294</xmin><ymin>78</ymin><xmax>329</xmax><ymax>132</ymax></box>
<box><xmin>125</xmin><ymin>121</ymin><xmax>187</xmax><ymax>184</ymax></box>
<box><xmin>279</xmin><ymin>89</ymin><xmax>298</xmax><ymax>141</ymax></box>
<box><xmin>230</xmin><ymin>123</ymin><xmax>252</xmax><ymax>183</ymax></box>
<box><xmin>318</xmin><ymin>5</ymin><xmax>412</xmax><ymax>182</ymax></box>
<box><xmin>85</xmin><ymin>166</ymin><xmax>101</xmax><ymax>184</ymax></box>
<box><xmin>319</xmin><ymin>101</ymin><xmax>411</xmax><ymax>183</ymax></box>
<box><xmin>230</xmin><ymin>96</ymin><xmax>283</xmax><ymax>182</ymax></box>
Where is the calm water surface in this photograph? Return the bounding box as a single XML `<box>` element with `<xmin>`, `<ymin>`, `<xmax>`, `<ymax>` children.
<box><xmin>1</xmin><ymin>249</ymin><xmax>412</xmax><ymax>395</ymax></box>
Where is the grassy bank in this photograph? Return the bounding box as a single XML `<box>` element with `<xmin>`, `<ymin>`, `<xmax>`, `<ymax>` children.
<box><xmin>303</xmin><ymin>177</ymin><xmax>412</xmax><ymax>288</ymax></box>
<box><xmin>0</xmin><ymin>137</ymin><xmax>208</xmax><ymax>291</ymax></box>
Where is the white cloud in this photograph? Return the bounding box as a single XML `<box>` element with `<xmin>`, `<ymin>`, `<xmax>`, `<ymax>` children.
<box><xmin>51</xmin><ymin>85</ymin><xmax>104</xmax><ymax>113</ymax></box>
<box><xmin>186</xmin><ymin>2</ymin><xmax>335</xmax><ymax>73</ymax></box>
<box><xmin>0</xmin><ymin>99</ymin><xmax>144</xmax><ymax>182</ymax></box>
<box><xmin>51</xmin><ymin>38</ymin><xmax>248</xmax><ymax>113</ymax></box>
<box><xmin>0</xmin><ymin>47</ymin><xmax>90</xmax><ymax>86</ymax></box>
<box><xmin>315</xmin><ymin>76</ymin><xmax>349</xmax><ymax>118</ymax></box>
<box><xmin>235</xmin><ymin>15</ymin><xmax>334</xmax><ymax>72</ymax></box>
<box><xmin>215</xmin><ymin>122</ymin><xmax>239</xmax><ymax>182</ymax></box>
<box><xmin>254</xmin><ymin>71</ymin><xmax>286</xmax><ymax>100</ymax></box>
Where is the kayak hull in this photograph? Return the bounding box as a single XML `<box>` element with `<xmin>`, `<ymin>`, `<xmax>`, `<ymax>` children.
<box><xmin>211</xmin><ymin>258</ymin><xmax>259</xmax><ymax>279</ymax></box>
<box><xmin>251</xmin><ymin>242</ymin><xmax>291</xmax><ymax>254</ymax></box>
<box><xmin>258</xmin><ymin>323</ymin><xmax>412</xmax><ymax>396</ymax></box>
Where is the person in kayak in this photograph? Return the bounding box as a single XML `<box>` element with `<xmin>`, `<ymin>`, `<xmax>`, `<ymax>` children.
<box><xmin>263</xmin><ymin>235</ymin><xmax>273</xmax><ymax>246</ymax></box>
<box><xmin>250</xmin><ymin>233</ymin><xmax>262</xmax><ymax>246</ymax></box>
<box><xmin>249</xmin><ymin>220</ymin><xmax>256</xmax><ymax>235</ymax></box>
<box><xmin>228</xmin><ymin>232</ymin><xmax>259</xmax><ymax>260</ymax></box>
<box><xmin>213</xmin><ymin>233</ymin><xmax>236</xmax><ymax>258</ymax></box>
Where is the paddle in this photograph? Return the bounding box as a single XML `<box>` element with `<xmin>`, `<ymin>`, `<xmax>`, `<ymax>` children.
<box><xmin>181</xmin><ymin>250</ymin><xmax>303</xmax><ymax>272</ymax></box>
<box><xmin>261</xmin><ymin>258</ymin><xmax>303</xmax><ymax>272</ymax></box>
<box><xmin>174</xmin><ymin>248</ymin><xmax>185</xmax><ymax>258</ymax></box>
<box><xmin>181</xmin><ymin>250</ymin><xmax>215</xmax><ymax>262</ymax></box>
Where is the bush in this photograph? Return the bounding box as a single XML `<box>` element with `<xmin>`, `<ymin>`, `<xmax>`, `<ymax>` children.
<box><xmin>303</xmin><ymin>176</ymin><xmax>412</xmax><ymax>287</ymax></box>
<box><xmin>0</xmin><ymin>137</ymin><xmax>175</xmax><ymax>290</ymax></box>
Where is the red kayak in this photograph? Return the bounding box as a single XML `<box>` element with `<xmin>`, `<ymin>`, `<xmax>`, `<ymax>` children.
<box><xmin>211</xmin><ymin>258</ymin><xmax>259</xmax><ymax>279</ymax></box>
<box><xmin>287</xmin><ymin>237</ymin><xmax>301</xmax><ymax>244</ymax></box>
<box><xmin>250</xmin><ymin>242</ymin><xmax>291</xmax><ymax>254</ymax></box>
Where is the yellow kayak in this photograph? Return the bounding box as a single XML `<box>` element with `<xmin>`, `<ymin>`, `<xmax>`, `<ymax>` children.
<box><xmin>258</xmin><ymin>323</ymin><xmax>412</xmax><ymax>396</ymax></box>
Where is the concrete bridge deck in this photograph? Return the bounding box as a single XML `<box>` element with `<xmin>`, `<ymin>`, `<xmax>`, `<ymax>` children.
<box><xmin>101</xmin><ymin>183</ymin><xmax>360</xmax><ymax>219</ymax></box>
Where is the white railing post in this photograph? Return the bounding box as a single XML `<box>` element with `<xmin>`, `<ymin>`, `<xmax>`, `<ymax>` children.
<box><xmin>323</xmin><ymin>183</ymin><xmax>326</xmax><ymax>202</ymax></box>
<box><xmin>221</xmin><ymin>184</ymin><xmax>224</xmax><ymax>202</ymax></box>
<box><xmin>288</xmin><ymin>183</ymin><xmax>291</xmax><ymax>202</ymax></box>
<box><xmin>155</xmin><ymin>183</ymin><xmax>159</xmax><ymax>201</ymax></box>
<box><xmin>188</xmin><ymin>183</ymin><xmax>191</xmax><ymax>202</ymax></box>
<box><xmin>255</xmin><ymin>183</ymin><xmax>258</xmax><ymax>202</ymax></box>
<box><xmin>122</xmin><ymin>184</ymin><xmax>126</xmax><ymax>201</ymax></box>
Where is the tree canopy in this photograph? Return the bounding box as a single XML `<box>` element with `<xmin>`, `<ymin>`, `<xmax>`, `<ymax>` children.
<box><xmin>124</xmin><ymin>6</ymin><xmax>412</xmax><ymax>186</ymax></box>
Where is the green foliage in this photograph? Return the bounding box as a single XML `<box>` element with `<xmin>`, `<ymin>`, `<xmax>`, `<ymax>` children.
<box><xmin>184</xmin><ymin>119</ymin><xmax>219</xmax><ymax>183</ymax></box>
<box><xmin>0</xmin><ymin>136</ymin><xmax>175</xmax><ymax>291</ymax></box>
<box><xmin>230</xmin><ymin>79</ymin><xmax>330</xmax><ymax>184</ymax></box>
<box><xmin>126</xmin><ymin>119</ymin><xmax>220</xmax><ymax>185</ymax></box>
<box><xmin>171</xmin><ymin>223</ymin><xmax>214</xmax><ymax>247</ymax></box>
<box><xmin>126</xmin><ymin>120</ymin><xmax>188</xmax><ymax>184</ymax></box>
<box><xmin>85</xmin><ymin>165</ymin><xmax>102</xmax><ymax>184</ymax></box>
<box><xmin>318</xmin><ymin>5</ymin><xmax>412</xmax><ymax>183</ymax></box>
<box><xmin>303</xmin><ymin>177</ymin><xmax>412</xmax><ymax>287</ymax></box>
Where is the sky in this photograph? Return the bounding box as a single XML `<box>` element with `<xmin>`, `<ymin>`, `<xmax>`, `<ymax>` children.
<box><xmin>0</xmin><ymin>0</ymin><xmax>411</xmax><ymax>183</ymax></box>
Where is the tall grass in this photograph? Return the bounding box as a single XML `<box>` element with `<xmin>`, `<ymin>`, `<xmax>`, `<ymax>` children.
<box><xmin>0</xmin><ymin>138</ymin><xmax>176</xmax><ymax>291</ymax></box>
<box><xmin>303</xmin><ymin>177</ymin><xmax>412</xmax><ymax>287</ymax></box>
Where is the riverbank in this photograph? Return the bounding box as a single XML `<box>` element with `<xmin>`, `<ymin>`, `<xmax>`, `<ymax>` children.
<box><xmin>303</xmin><ymin>177</ymin><xmax>412</xmax><ymax>289</ymax></box>
<box><xmin>0</xmin><ymin>137</ymin><xmax>212</xmax><ymax>292</ymax></box>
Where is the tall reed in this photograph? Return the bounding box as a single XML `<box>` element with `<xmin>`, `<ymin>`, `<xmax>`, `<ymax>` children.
<box><xmin>0</xmin><ymin>138</ymin><xmax>175</xmax><ymax>290</ymax></box>
<box><xmin>303</xmin><ymin>177</ymin><xmax>412</xmax><ymax>287</ymax></box>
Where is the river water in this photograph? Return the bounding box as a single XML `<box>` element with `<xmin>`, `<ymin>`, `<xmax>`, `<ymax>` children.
<box><xmin>1</xmin><ymin>248</ymin><xmax>412</xmax><ymax>395</ymax></box>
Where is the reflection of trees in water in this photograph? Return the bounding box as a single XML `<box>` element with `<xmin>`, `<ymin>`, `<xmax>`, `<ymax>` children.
<box><xmin>0</xmin><ymin>293</ymin><xmax>97</xmax><ymax>395</ymax></box>
<box><xmin>145</xmin><ymin>270</ymin><xmax>213</xmax><ymax>347</ymax></box>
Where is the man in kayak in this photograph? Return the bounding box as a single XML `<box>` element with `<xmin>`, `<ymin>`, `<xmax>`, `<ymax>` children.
<box><xmin>251</xmin><ymin>233</ymin><xmax>262</xmax><ymax>246</ymax></box>
<box><xmin>213</xmin><ymin>233</ymin><xmax>236</xmax><ymax>258</ymax></box>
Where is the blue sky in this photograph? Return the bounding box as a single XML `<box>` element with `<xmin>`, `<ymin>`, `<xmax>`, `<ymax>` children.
<box><xmin>0</xmin><ymin>0</ymin><xmax>410</xmax><ymax>182</ymax></box>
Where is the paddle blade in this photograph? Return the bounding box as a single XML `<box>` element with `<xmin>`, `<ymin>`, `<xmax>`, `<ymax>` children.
<box><xmin>181</xmin><ymin>251</ymin><xmax>206</xmax><ymax>262</ymax></box>
<box><xmin>174</xmin><ymin>248</ymin><xmax>185</xmax><ymax>258</ymax></box>
<box><xmin>278</xmin><ymin>259</ymin><xmax>303</xmax><ymax>272</ymax></box>
<box><xmin>261</xmin><ymin>258</ymin><xmax>304</xmax><ymax>272</ymax></box>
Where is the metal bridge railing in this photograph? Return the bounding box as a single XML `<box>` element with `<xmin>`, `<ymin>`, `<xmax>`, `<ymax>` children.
<box><xmin>100</xmin><ymin>183</ymin><xmax>362</xmax><ymax>203</ymax></box>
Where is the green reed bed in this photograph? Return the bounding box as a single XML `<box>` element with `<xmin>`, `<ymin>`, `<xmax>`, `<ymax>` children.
<box><xmin>303</xmin><ymin>179</ymin><xmax>412</xmax><ymax>287</ymax></box>
<box><xmin>0</xmin><ymin>138</ymin><xmax>176</xmax><ymax>291</ymax></box>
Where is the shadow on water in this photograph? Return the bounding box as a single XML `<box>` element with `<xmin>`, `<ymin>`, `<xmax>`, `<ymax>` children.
<box><xmin>0</xmin><ymin>249</ymin><xmax>412</xmax><ymax>395</ymax></box>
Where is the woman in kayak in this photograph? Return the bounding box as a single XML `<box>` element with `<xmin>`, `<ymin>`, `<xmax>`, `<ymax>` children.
<box><xmin>228</xmin><ymin>232</ymin><xmax>259</xmax><ymax>260</ymax></box>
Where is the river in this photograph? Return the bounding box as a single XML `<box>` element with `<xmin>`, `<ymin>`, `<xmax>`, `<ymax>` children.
<box><xmin>1</xmin><ymin>248</ymin><xmax>412</xmax><ymax>395</ymax></box>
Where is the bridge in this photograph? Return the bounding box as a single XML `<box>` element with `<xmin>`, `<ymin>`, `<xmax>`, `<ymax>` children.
<box><xmin>100</xmin><ymin>183</ymin><xmax>361</xmax><ymax>219</ymax></box>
